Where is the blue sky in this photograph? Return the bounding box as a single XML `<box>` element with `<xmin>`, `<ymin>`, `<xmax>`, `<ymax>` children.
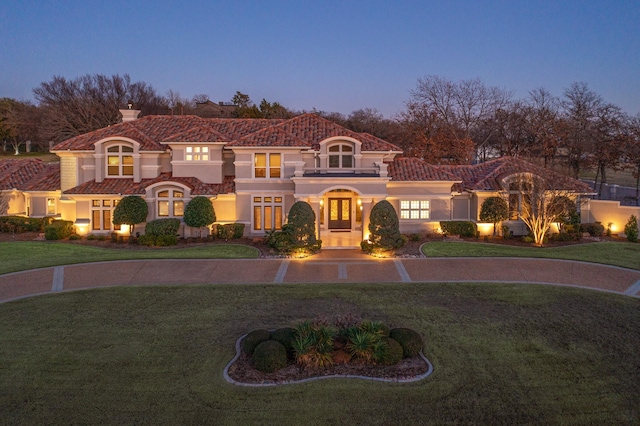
<box><xmin>1</xmin><ymin>0</ymin><xmax>638</xmax><ymax>117</ymax></box>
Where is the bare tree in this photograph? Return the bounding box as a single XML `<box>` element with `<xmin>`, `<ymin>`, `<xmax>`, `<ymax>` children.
<box><xmin>624</xmin><ymin>113</ymin><xmax>640</xmax><ymax>205</ymax></box>
<box><xmin>525</xmin><ymin>88</ymin><xmax>561</xmax><ymax>165</ymax></box>
<box><xmin>506</xmin><ymin>174</ymin><xmax>578</xmax><ymax>246</ymax></box>
<box><xmin>0</xmin><ymin>98</ymin><xmax>42</xmax><ymax>154</ymax></box>
<box><xmin>408</xmin><ymin>75</ymin><xmax>512</xmax><ymax>162</ymax></box>
<box><xmin>34</xmin><ymin>74</ymin><xmax>169</xmax><ymax>143</ymax></box>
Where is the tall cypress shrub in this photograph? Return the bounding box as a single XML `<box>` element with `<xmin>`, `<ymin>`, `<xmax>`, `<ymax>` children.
<box><xmin>365</xmin><ymin>200</ymin><xmax>404</xmax><ymax>251</ymax></box>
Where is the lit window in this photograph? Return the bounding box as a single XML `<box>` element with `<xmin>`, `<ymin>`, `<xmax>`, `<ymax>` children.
<box><xmin>157</xmin><ymin>189</ymin><xmax>185</xmax><ymax>217</ymax></box>
<box><xmin>106</xmin><ymin>145</ymin><xmax>134</xmax><ymax>177</ymax></box>
<box><xmin>328</xmin><ymin>144</ymin><xmax>354</xmax><ymax>168</ymax></box>
<box><xmin>400</xmin><ymin>200</ymin><xmax>430</xmax><ymax>220</ymax></box>
<box><xmin>91</xmin><ymin>199</ymin><xmax>121</xmax><ymax>231</ymax></box>
<box><xmin>253</xmin><ymin>196</ymin><xmax>283</xmax><ymax>231</ymax></box>
<box><xmin>185</xmin><ymin>146</ymin><xmax>209</xmax><ymax>161</ymax></box>
<box><xmin>46</xmin><ymin>198</ymin><xmax>56</xmax><ymax>215</ymax></box>
<box><xmin>254</xmin><ymin>153</ymin><xmax>281</xmax><ymax>178</ymax></box>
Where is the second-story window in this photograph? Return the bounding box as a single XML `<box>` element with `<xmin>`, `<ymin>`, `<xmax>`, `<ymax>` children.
<box><xmin>107</xmin><ymin>145</ymin><xmax>134</xmax><ymax>177</ymax></box>
<box><xmin>254</xmin><ymin>153</ymin><xmax>281</xmax><ymax>178</ymax></box>
<box><xmin>158</xmin><ymin>190</ymin><xmax>185</xmax><ymax>217</ymax></box>
<box><xmin>328</xmin><ymin>144</ymin><xmax>353</xmax><ymax>168</ymax></box>
<box><xmin>186</xmin><ymin>146</ymin><xmax>209</xmax><ymax>161</ymax></box>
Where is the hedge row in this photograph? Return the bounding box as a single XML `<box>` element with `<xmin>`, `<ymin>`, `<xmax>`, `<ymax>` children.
<box><xmin>213</xmin><ymin>223</ymin><xmax>245</xmax><ymax>239</ymax></box>
<box><xmin>439</xmin><ymin>221</ymin><xmax>478</xmax><ymax>237</ymax></box>
<box><xmin>0</xmin><ymin>216</ymin><xmax>49</xmax><ymax>233</ymax></box>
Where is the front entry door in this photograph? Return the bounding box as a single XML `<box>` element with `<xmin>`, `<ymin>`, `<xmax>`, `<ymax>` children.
<box><xmin>328</xmin><ymin>198</ymin><xmax>351</xmax><ymax>229</ymax></box>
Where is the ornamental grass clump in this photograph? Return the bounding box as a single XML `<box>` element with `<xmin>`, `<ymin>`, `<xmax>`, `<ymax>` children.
<box><xmin>292</xmin><ymin>320</ymin><xmax>335</xmax><ymax>369</ymax></box>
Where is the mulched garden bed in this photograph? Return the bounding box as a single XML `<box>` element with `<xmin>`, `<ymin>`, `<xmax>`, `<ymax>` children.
<box><xmin>225</xmin><ymin>347</ymin><xmax>431</xmax><ymax>385</ymax></box>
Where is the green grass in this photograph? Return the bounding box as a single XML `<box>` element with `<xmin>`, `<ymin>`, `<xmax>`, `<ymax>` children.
<box><xmin>0</xmin><ymin>151</ymin><xmax>59</xmax><ymax>162</ymax></box>
<box><xmin>580</xmin><ymin>167</ymin><xmax>638</xmax><ymax>188</ymax></box>
<box><xmin>0</xmin><ymin>242</ymin><xmax>259</xmax><ymax>274</ymax></box>
<box><xmin>1</xmin><ymin>283</ymin><xmax>638</xmax><ymax>424</ymax></box>
<box><xmin>422</xmin><ymin>241</ymin><xmax>640</xmax><ymax>270</ymax></box>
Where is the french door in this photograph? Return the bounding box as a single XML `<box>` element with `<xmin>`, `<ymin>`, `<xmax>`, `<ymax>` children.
<box><xmin>328</xmin><ymin>198</ymin><xmax>351</xmax><ymax>229</ymax></box>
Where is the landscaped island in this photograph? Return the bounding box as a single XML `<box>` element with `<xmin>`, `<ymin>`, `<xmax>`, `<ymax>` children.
<box><xmin>225</xmin><ymin>315</ymin><xmax>433</xmax><ymax>385</ymax></box>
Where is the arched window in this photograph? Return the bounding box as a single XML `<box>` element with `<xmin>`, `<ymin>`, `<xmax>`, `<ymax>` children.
<box><xmin>328</xmin><ymin>144</ymin><xmax>353</xmax><ymax>169</ymax></box>
<box><xmin>157</xmin><ymin>189</ymin><xmax>185</xmax><ymax>217</ymax></box>
<box><xmin>107</xmin><ymin>145</ymin><xmax>134</xmax><ymax>177</ymax></box>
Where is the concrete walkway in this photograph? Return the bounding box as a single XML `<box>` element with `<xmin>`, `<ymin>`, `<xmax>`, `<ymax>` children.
<box><xmin>1</xmin><ymin>251</ymin><xmax>640</xmax><ymax>303</ymax></box>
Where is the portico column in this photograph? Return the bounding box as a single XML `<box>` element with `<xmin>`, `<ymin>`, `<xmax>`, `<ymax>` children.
<box><xmin>361</xmin><ymin>198</ymin><xmax>374</xmax><ymax>241</ymax></box>
<box><xmin>309</xmin><ymin>198</ymin><xmax>322</xmax><ymax>240</ymax></box>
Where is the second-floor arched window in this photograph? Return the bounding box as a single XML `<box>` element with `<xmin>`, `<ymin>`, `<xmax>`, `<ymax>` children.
<box><xmin>107</xmin><ymin>145</ymin><xmax>134</xmax><ymax>177</ymax></box>
<box><xmin>328</xmin><ymin>144</ymin><xmax>353</xmax><ymax>168</ymax></box>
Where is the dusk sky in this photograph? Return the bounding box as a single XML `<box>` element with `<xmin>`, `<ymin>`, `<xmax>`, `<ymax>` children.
<box><xmin>1</xmin><ymin>0</ymin><xmax>639</xmax><ymax>117</ymax></box>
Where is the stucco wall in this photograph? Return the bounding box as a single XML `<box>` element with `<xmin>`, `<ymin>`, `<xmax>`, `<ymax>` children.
<box><xmin>582</xmin><ymin>200</ymin><xmax>640</xmax><ymax>236</ymax></box>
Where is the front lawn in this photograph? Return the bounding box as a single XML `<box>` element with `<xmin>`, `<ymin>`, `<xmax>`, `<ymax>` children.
<box><xmin>0</xmin><ymin>242</ymin><xmax>259</xmax><ymax>274</ymax></box>
<box><xmin>1</xmin><ymin>283</ymin><xmax>638</xmax><ymax>424</ymax></box>
<box><xmin>422</xmin><ymin>241</ymin><xmax>640</xmax><ymax>270</ymax></box>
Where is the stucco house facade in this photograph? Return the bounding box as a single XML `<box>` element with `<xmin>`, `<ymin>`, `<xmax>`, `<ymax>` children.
<box><xmin>1</xmin><ymin>111</ymin><xmax>594</xmax><ymax>247</ymax></box>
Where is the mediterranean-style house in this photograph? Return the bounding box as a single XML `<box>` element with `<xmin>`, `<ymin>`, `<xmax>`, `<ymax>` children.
<box><xmin>1</xmin><ymin>110</ymin><xmax>596</xmax><ymax>248</ymax></box>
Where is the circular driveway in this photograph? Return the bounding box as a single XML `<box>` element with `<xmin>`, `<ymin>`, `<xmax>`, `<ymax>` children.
<box><xmin>1</xmin><ymin>255</ymin><xmax>639</xmax><ymax>303</ymax></box>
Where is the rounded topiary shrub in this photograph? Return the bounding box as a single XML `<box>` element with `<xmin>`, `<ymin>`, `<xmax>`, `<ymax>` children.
<box><xmin>252</xmin><ymin>340</ymin><xmax>288</xmax><ymax>373</ymax></box>
<box><xmin>389</xmin><ymin>328</ymin><xmax>423</xmax><ymax>358</ymax></box>
<box><xmin>366</xmin><ymin>200</ymin><xmax>404</xmax><ymax>251</ymax></box>
<box><xmin>242</xmin><ymin>329</ymin><xmax>271</xmax><ymax>355</ymax></box>
<box><xmin>270</xmin><ymin>327</ymin><xmax>296</xmax><ymax>354</ymax></box>
<box><xmin>379</xmin><ymin>337</ymin><xmax>404</xmax><ymax>365</ymax></box>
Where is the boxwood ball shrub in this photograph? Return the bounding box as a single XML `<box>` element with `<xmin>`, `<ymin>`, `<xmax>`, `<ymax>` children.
<box><xmin>389</xmin><ymin>327</ymin><xmax>423</xmax><ymax>358</ymax></box>
<box><xmin>270</xmin><ymin>327</ymin><xmax>296</xmax><ymax>355</ymax></box>
<box><xmin>252</xmin><ymin>340</ymin><xmax>288</xmax><ymax>373</ymax></box>
<box><xmin>242</xmin><ymin>329</ymin><xmax>271</xmax><ymax>355</ymax></box>
<box><xmin>380</xmin><ymin>337</ymin><xmax>404</xmax><ymax>365</ymax></box>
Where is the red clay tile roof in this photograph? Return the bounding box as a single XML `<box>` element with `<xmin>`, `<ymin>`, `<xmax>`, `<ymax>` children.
<box><xmin>0</xmin><ymin>159</ymin><xmax>60</xmax><ymax>191</ymax></box>
<box><xmin>440</xmin><ymin>157</ymin><xmax>594</xmax><ymax>193</ymax></box>
<box><xmin>51</xmin><ymin>114</ymin><xmax>401</xmax><ymax>152</ymax></box>
<box><xmin>64</xmin><ymin>174</ymin><xmax>235</xmax><ymax>196</ymax></box>
<box><xmin>388</xmin><ymin>157</ymin><xmax>461</xmax><ymax>182</ymax></box>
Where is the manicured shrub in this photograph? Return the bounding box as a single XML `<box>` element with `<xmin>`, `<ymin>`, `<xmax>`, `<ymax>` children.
<box><xmin>0</xmin><ymin>216</ymin><xmax>44</xmax><ymax>232</ymax></box>
<box><xmin>242</xmin><ymin>329</ymin><xmax>271</xmax><ymax>355</ymax></box>
<box><xmin>265</xmin><ymin>202</ymin><xmax>321</xmax><ymax>254</ymax></box>
<box><xmin>580</xmin><ymin>222</ymin><xmax>605</xmax><ymax>237</ymax></box>
<box><xmin>214</xmin><ymin>223</ymin><xmax>245</xmax><ymax>240</ymax></box>
<box><xmin>183</xmin><ymin>196</ymin><xmax>215</xmax><ymax>237</ymax></box>
<box><xmin>624</xmin><ymin>215</ymin><xmax>638</xmax><ymax>243</ymax></box>
<box><xmin>363</xmin><ymin>200</ymin><xmax>404</xmax><ymax>253</ymax></box>
<box><xmin>379</xmin><ymin>337</ymin><xmax>404</xmax><ymax>365</ymax></box>
<box><xmin>44</xmin><ymin>220</ymin><xmax>74</xmax><ymax>240</ymax></box>
<box><xmin>389</xmin><ymin>328</ymin><xmax>423</xmax><ymax>358</ymax></box>
<box><xmin>439</xmin><ymin>221</ymin><xmax>478</xmax><ymax>238</ymax></box>
<box><xmin>113</xmin><ymin>196</ymin><xmax>148</xmax><ymax>234</ymax></box>
<box><xmin>479</xmin><ymin>197</ymin><xmax>509</xmax><ymax>236</ymax></box>
<box><xmin>252</xmin><ymin>340</ymin><xmax>288</xmax><ymax>373</ymax></box>
<box><xmin>270</xmin><ymin>327</ymin><xmax>296</xmax><ymax>354</ymax></box>
<box><xmin>145</xmin><ymin>218</ymin><xmax>180</xmax><ymax>236</ymax></box>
